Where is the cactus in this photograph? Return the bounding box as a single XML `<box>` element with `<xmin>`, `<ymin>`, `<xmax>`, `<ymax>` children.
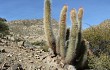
<box><xmin>66</xmin><ymin>27</ymin><xmax>70</xmax><ymax>41</ymax></box>
<box><xmin>44</xmin><ymin>0</ymin><xmax>56</xmax><ymax>54</ymax></box>
<box><xmin>72</xmin><ymin>8</ymin><xmax>84</xmax><ymax>64</ymax></box>
<box><xmin>76</xmin><ymin>39</ymin><xmax>88</xmax><ymax>70</ymax></box>
<box><xmin>65</xmin><ymin>28</ymin><xmax>70</xmax><ymax>53</ymax></box>
<box><xmin>43</xmin><ymin>0</ymin><xmax>87</xmax><ymax>68</ymax></box>
<box><xmin>77</xmin><ymin>8</ymin><xmax>83</xmax><ymax>45</ymax></box>
<box><xmin>56</xmin><ymin>35</ymin><xmax>60</xmax><ymax>55</ymax></box>
<box><xmin>59</xmin><ymin>5</ymin><xmax>68</xmax><ymax>58</ymax></box>
<box><xmin>65</xmin><ymin>9</ymin><xmax>78</xmax><ymax>64</ymax></box>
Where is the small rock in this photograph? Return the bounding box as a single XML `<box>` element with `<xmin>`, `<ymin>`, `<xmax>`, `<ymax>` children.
<box><xmin>11</xmin><ymin>63</ymin><xmax>23</xmax><ymax>70</ymax></box>
<box><xmin>18</xmin><ymin>41</ymin><xmax>24</xmax><ymax>47</ymax></box>
<box><xmin>2</xmin><ymin>63</ymin><xmax>10</xmax><ymax>70</ymax></box>
<box><xmin>3</xmin><ymin>63</ymin><xmax>10</xmax><ymax>68</ymax></box>
<box><xmin>48</xmin><ymin>48</ymin><xmax>55</xmax><ymax>56</ymax></box>
<box><xmin>64</xmin><ymin>65</ymin><xmax>76</xmax><ymax>70</ymax></box>
<box><xmin>7</xmin><ymin>53</ymin><xmax>13</xmax><ymax>57</ymax></box>
<box><xmin>22</xmin><ymin>40</ymin><xmax>34</xmax><ymax>48</ymax></box>
<box><xmin>0</xmin><ymin>48</ymin><xmax>6</xmax><ymax>53</ymax></box>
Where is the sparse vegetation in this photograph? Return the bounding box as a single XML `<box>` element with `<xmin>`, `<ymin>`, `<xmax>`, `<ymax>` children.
<box><xmin>83</xmin><ymin>19</ymin><xmax>110</xmax><ymax>70</ymax></box>
<box><xmin>0</xmin><ymin>19</ymin><xmax>9</xmax><ymax>37</ymax></box>
<box><xmin>0</xmin><ymin>0</ymin><xmax>110</xmax><ymax>70</ymax></box>
<box><xmin>88</xmin><ymin>53</ymin><xmax>110</xmax><ymax>70</ymax></box>
<box><xmin>44</xmin><ymin>0</ymin><xmax>89</xmax><ymax>70</ymax></box>
<box><xmin>83</xmin><ymin>19</ymin><xmax>110</xmax><ymax>54</ymax></box>
<box><xmin>31</xmin><ymin>41</ymin><xmax>46</xmax><ymax>46</ymax></box>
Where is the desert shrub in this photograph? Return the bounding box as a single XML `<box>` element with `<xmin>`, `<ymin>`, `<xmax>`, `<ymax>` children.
<box><xmin>0</xmin><ymin>21</ymin><xmax>9</xmax><ymax>36</ymax></box>
<box><xmin>0</xmin><ymin>17</ymin><xmax>7</xmax><ymax>22</ymax></box>
<box><xmin>83</xmin><ymin>19</ymin><xmax>110</xmax><ymax>54</ymax></box>
<box><xmin>31</xmin><ymin>41</ymin><xmax>48</xmax><ymax>51</ymax></box>
<box><xmin>83</xmin><ymin>20</ymin><xmax>110</xmax><ymax>69</ymax></box>
<box><xmin>88</xmin><ymin>53</ymin><xmax>110</xmax><ymax>70</ymax></box>
<box><xmin>31</xmin><ymin>41</ymin><xmax>46</xmax><ymax>46</ymax></box>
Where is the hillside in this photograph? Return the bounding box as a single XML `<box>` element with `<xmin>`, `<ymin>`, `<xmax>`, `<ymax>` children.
<box><xmin>83</xmin><ymin>19</ymin><xmax>110</xmax><ymax>54</ymax></box>
<box><xmin>7</xmin><ymin>19</ymin><xmax>59</xmax><ymax>43</ymax></box>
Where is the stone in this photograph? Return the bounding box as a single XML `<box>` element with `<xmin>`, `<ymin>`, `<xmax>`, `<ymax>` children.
<box><xmin>64</xmin><ymin>65</ymin><xmax>76</xmax><ymax>70</ymax></box>
<box><xmin>11</xmin><ymin>63</ymin><xmax>23</xmax><ymax>70</ymax></box>
<box><xmin>17</xmin><ymin>41</ymin><xmax>24</xmax><ymax>47</ymax></box>
<box><xmin>22</xmin><ymin>40</ymin><xmax>34</xmax><ymax>48</ymax></box>
<box><xmin>0</xmin><ymin>48</ymin><xmax>6</xmax><ymax>53</ymax></box>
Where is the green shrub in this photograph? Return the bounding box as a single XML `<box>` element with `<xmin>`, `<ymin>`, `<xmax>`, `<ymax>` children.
<box><xmin>88</xmin><ymin>53</ymin><xmax>110</xmax><ymax>70</ymax></box>
<box><xmin>83</xmin><ymin>20</ymin><xmax>110</xmax><ymax>70</ymax></box>
<box><xmin>0</xmin><ymin>21</ymin><xmax>9</xmax><ymax>35</ymax></box>
<box><xmin>83</xmin><ymin>19</ymin><xmax>110</xmax><ymax>53</ymax></box>
<box><xmin>31</xmin><ymin>41</ymin><xmax>46</xmax><ymax>46</ymax></box>
<box><xmin>0</xmin><ymin>17</ymin><xmax>7</xmax><ymax>22</ymax></box>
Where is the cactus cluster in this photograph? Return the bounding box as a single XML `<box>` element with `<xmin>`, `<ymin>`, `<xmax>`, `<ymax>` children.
<box><xmin>43</xmin><ymin>0</ymin><xmax>88</xmax><ymax>69</ymax></box>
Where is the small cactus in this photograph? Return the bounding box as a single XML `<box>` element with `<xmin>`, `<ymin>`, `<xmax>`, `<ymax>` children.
<box><xmin>44</xmin><ymin>0</ymin><xmax>56</xmax><ymax>54</ymax></box>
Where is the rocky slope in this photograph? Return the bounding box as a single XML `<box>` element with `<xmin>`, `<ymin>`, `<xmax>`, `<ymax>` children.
<box><xmin>0</xmin><ymin>19</ymin><xmax>77</xmax><ymax>70</ymax></box>
<box><xmin>7</xmin><ymin>19</ymin><xmax>59</xmax><ymax>43</ymax></box>
<box><xmin>0</xmin><ymin>33</ymin><xmax>76</xmax><ymax>70</ymax></box>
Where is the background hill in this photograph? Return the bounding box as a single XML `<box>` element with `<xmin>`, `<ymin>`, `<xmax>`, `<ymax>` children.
<box><xmin>83</xmin><ymin>19</ymin><xmax>110</xmax><ymax>69</ymax></box>
<box><xmin>7</xmin><ymin>19</ymin><xmax>59</xmax><ymax>43</ymax></box>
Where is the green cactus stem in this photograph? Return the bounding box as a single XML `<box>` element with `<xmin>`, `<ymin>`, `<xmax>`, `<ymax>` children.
<box><xmin>73</xmin><ymin>8</ymin><xmax>84</xmax><ymax>64</ymax></box>
<box><xmin>76</xmin><ymin>39</ymin><xmax>88</xmax><ymax>70</ymax></box>
<box><xmin>65</xmin><ymin>9</ymin><xmax>78</xmax><ymax>64</ymax></box>
<box><xmin>58</xmin><ymin>5</ymin><xmax>68</xmax><ymax>58</ymax></box>
<box><xmin>44</xmin><ymin>0</ymin><xmax>56</xmax><ymax>54</ymax></box>
<box><xmin>56</xmin><ymin>35</ymin><xmax>60</xmax><ymax>55</ymax></box>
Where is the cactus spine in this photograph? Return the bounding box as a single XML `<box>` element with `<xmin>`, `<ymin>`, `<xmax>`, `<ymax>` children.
<box><xmin>59</xmin><ymin>5</ymin><xmax>68</xmax><ymax>58</ymax></box>
<box><xmin>65</xmin><ymin>9</ymin><xmax>78</xmax><ymax>64</ymax></box>
<box><xmin>44</xmin><ymin>0</ymin><xmax>56</xmax><ymax>54</ymax></box>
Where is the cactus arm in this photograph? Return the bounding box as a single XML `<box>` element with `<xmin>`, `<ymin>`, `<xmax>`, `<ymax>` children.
<box><xmin>65</xmin><ymin>9</ymin><xmax>78</xmax><ymax>64</ymax></box>
<box><xmin>76</xmin><ymin>39</ymin><xmax>88</xmax><ymax>70</ymax></box>
<box><xmin>74</xmin><ymin>8</ymin><xmax>84</xmax><ymax>63</ymax></box>
<box><xmin>77</xmin><ymin>8</ymin><xmax>83</xmax><ymax>45</ymax></box>
<box><xmin>44</xmin><ymin>0</ymin><xmax>56</xmax><ymax>54</ymax></box>
<box><xmin>56</xmin><ymin>35</ymin><xmax>60</xmax><ymax>55</ymax></box>
<box><xmin>59</xmin><ymin>5</ymin><xmax>68</xmax><ymax>58</ymax></box>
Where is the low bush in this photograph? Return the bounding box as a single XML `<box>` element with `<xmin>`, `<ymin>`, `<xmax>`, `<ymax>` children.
<box><xmin>88</xmin><ymin>53</ymin><xmax>110</xmax><ymax>70</ymax></box>
<box><xmin>0</xmin><ymin>21</ymin><xmax>9</xmax><ymax>37</ymax></box>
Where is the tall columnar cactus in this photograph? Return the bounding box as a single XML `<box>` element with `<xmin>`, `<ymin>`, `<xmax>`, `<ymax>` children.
<box><xmin>43</xmin><ymin>0</ymin><xmax>86</xmax><ymax>68</ymax></box>
<box><xmin>77</xmin><ymin>8</ymin><xmax>83</xmax><ymax>45</ymax></box>
<box><xmin>65</xmin><ymin>9</ymin><xmax>78</xmax><ymax>64</ymax></box>
<box><xmin>59</xmin><ymin>5</ymin><xmax>68</xmax><ymax>58</ymax></box>
<box><xmin>44</xmin><ymin>0</ymin><xmax>56</xmax><ymax>54</ymax></box>
<box><xmin>73</xmin><ymin>8</ymin><xmax>84</xmax><ymax>64</ymax></box>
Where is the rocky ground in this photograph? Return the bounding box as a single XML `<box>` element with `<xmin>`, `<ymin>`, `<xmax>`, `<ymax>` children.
<box><xmin>0</xmin><ymin>33</ymin><xmax>76</xmax><ymax>70</ymax></box>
